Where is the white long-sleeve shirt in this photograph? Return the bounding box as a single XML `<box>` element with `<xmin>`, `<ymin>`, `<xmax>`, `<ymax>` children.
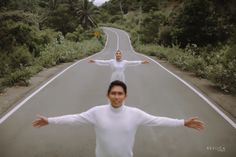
<box><xmin>48</xmin><ymin>104</ymin><xmax>184</xmax><ymax>157</ymax></box>
<box><xmin>94</xmin><ymin>59</ymin><xmax>142</xmax><ymax>82</ymax></box>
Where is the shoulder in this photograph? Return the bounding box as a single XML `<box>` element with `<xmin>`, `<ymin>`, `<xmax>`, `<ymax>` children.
<box><xmin>90</xmin><ymin>104</ymin><xmax>109</xmax><ymax>112</ymax></box>
<box><xmin>125</xmin><ymin>106</ymin><xmax>144</xmax><ymax>114</ymax></box>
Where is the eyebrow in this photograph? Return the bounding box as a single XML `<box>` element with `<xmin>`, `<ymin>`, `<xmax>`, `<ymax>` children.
<box><xmin>111</xmin><ymin>91</ymin><xmax>124</xmax><ymax>94</ymax></box>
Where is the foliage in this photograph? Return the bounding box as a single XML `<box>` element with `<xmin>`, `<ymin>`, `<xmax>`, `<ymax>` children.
<box><xmin>170</xmin><ymin>0</ymin><xmax>235</xmax><ymax>47</ymax></box>
<box><xmin>38</xmin><ymin>38</ymin><xmax>103</xmax><ymax>68</ymax></box>
<box><xmin>139</xmin><ymin>11</ymin><xmax>165</xmax><ymax>44</ymax></box>
<box><xmin>0</xmin><ymin>0</ymin><xmax>104</xmax><ymax>92</ymax></box>
<box><xmin>2</xmin><ymin>68</ymin><xmax>32</xmax><ymax>87</ymax></box>
<box><xmin>136</xmin><ymin>43</ymin><xmax>236</xmax><ymax>93</ymax></box>
<box><xmin>75</xmin><ymin>0</ymin><xmax>98</xmax><ymax>29</ymax></box>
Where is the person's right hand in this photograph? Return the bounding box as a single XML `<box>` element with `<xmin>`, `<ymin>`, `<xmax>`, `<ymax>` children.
<box><xmin>32</xmin><ymin>115</ymin><xmax>49</xmax><ymax>128</ymax></box>
<box><xmin>142</xmin><ymin>60</ymin><xmax>149</xmax><ymax>64</ymax></box>
<box><xmin>88</xmin><ymin>60</ymin><xmax>95</xmax><ymax>63</ymax></box>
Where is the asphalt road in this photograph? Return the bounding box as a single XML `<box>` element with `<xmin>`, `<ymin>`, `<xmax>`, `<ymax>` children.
<box><xmin>0</xmin><ymin>27</ymin><xmax>235</xmax><ymax>157</ymax></box>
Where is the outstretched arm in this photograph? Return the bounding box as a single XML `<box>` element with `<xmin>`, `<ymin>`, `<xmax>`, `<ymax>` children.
<box><xmin>88</xmin><ymin>59</ymin><xmax>112</xmax><ymax>66</ymax></box>
<box><xmin>125</xmin><ymin>60</ymin><xmax>149</xmax><ymax>66</ymax></box>
<box><xmin>32</xmin><ymin>108</ymin><xmax>96</xmax><ymax>128</ymax></box>
<box><xmin>137</xmin><ymin>109</ymin><xmax>204</xmax><ymax>130</ymax></box>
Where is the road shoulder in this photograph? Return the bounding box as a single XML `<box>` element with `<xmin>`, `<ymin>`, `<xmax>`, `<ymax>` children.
<box><xmin>154</xmin><ymin>57</ymin><xmax>236</xmax><ymax>121</ymax></box>
<box><xmin>0</xmin><ymin>62</ymin><xmax>73</xmax><ymax>118</ymax></box>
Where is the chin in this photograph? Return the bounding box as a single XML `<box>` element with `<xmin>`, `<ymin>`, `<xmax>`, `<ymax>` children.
<box><xmin>113</xmin><ymin>104</ymin><xmax>122</xmax><ymax>108</ymax></box>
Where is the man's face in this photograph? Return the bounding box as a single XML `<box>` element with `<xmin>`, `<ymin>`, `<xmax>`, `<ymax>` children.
<box><xmin>115</xmin><ymin>51</ymin><xmax>122</xmax><ymax>61</ymax></box>
<box><xmin>107</xmin><ymin>86</ymin><xmax>127</xmax><ymax>108</ymax></box>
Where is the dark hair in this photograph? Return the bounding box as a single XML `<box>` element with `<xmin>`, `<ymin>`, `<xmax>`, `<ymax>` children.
<box><xmin>107</xmin><ymin>80</ymin><xmax>127</xmax><ymax>94</ymax></box>
<box><xmin>116</xmin><ymin>49</ymin><xmax>122</xmax><ymax>53</ymax></box>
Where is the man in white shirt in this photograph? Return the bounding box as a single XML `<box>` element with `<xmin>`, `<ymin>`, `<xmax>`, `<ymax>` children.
<box><xmin>33</xmin><ymin>80</ymin><xmax>204</xmax><ymax>157</ymax></box>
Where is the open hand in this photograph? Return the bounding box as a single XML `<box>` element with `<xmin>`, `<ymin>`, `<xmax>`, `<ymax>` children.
<box><xmin>32</xmin><ymin>115</ymin><xmax>49</xmax><ymax>128</ymax></box>
<box><xmin>88</xmin><ymin>60</ymin><xmax>95</xmax><ymax>63</ymax></box>
<box><xmin>142</xmin><ymin>60</ymin><xmax>149</xmax><ymax>64</ymax></box>
<box><xmin>184</xmin><ymin>117</ymin><xmax>204</xmax><ymax>131</ymax></box>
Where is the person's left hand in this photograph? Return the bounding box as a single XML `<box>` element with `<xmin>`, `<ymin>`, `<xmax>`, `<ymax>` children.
<box><xmin>32</xmin><ymin>115</ymin><xmax>49</xmax><ymax>128</ymax></box>
<box><xmin>184</xmin><ymin>117</ymin><xmax>204</xmax><ymax>131</ymax></box>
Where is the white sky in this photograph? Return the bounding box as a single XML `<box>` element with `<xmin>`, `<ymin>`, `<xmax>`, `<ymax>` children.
<box><xmin>92</xmin><ymin>0</ymin><xmax>110</xmax><ymax>6</ymax></box>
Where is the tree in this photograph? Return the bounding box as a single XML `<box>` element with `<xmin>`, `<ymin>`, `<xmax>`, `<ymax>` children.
<box><xmin>76</xmin><ymin>0</ymin><xmax>98</xmax><ymax>29</ymax></box>
<box><xmin>139</xmin><ymin>11</ymin><xmax>165</xmax><ymax>44</ymax></box>
<box><xmin>172</xmin><ymin>0</ymin><xmax>218</xmax><ymax>47</ymax></box>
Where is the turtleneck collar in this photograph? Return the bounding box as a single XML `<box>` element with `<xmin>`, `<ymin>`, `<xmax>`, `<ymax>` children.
<box><xmin>109</xmin><ymin>103</ymin><xmax>125</xmax><ymax>112</ymax></box>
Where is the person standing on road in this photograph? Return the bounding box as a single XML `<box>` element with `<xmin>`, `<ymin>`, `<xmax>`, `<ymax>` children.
<box><xmin>33</xmin><ymin>80</ymin><xmax>204</xmax><ymax>157</ymax></box>
<box><xmin>88</xmin><ymin>50</ymin><xmax>149</xmax><ymax>82</ymax></box>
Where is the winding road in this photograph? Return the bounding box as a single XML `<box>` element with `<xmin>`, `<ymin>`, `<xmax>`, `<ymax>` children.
<box><xmin>0</xmin><ymin>27</ymin><xmax>235</xmax><ymax>157</ymax></box>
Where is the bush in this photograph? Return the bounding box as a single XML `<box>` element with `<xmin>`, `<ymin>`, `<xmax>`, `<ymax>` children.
<box><xmin>139</xmin><ymin>11</ymin><xmax>165</xmax><ymax>44</ymax></box>
<box><xmin>9</xmin><ymin>45</ymin><xmax>33</xmax><ymax>69</ymax></box>
<box><xmin>205</xmin><ymin>45</ymin><xmax>236</xmax><ymax>93</ymax></box>
<box><xmin>27</xmin><ymin>65</ymin><xmax>44</xmax><ymax>76</ymax></box>
<box><xmin>65</xmin><ymin>26</ymin><xmax>103</xmax><ymax>43</ymax></box>
<box><xmin>2</xmin><ymin>68</ymin><xmax>32</xmax><ymax>86</ymax></box>
<box><xmin>158</xmin><ymin>26</ymin><xmax>173</xmax><ymax>46</ymax></box>
<box><xmin>0</xmin><ymin>53</ymin><xmax>10</xmax><ymax>77</ymax></box>
<box><xmin>38</xmin><ymin>38</ymin><xmax>103</xmax><ymax>68</ymax></box>
<box><xmin>109</xmin><ymin>15</ymin><xmax>124</xmax><ymax>23</ymax></box>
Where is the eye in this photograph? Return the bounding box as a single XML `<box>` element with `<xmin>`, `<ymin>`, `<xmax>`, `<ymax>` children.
<box><xmin>118</xmin><ymin>92</ymin><xmax>124</xmax><ymax>95</ymax></box>
<box><xmin>111</xmin><ymin>92</ymin><xmax>116</xmax><ymax>95</ymax></box>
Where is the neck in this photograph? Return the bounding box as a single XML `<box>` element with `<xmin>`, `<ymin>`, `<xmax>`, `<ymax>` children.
<box><xmin>109</xmin><ymin>103</ymin><xmax>125</xmax><ymax>112</ymax></box>
<box><xmin>110</xmin><ymin>102</ymin><xmax>124</xmax><ymax>108</ymax></box>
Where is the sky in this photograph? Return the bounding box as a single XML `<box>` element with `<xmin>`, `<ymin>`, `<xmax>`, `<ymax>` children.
<box><xmin>92</xmin><ymin>0</ymin><xmax>110</xmax><ymax>6</ymax></box>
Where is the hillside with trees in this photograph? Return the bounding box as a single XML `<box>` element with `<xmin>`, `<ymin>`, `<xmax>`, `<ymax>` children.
<box><xmin>99</xmin><ymin>0</ymin><xmax>236</xmax><ymax>93</ymax></box>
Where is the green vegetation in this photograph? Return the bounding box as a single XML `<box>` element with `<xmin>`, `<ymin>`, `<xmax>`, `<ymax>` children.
<box><xmin>0</xmin><ymin>0</ymin><xmax>105</xmax><ymax>93</ymax></box>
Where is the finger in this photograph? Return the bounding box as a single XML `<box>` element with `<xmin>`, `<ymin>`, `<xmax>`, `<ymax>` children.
<box><xmin>190</xmin><ymin>117</ymin><xmax>199</xmax><ymax>121</ymax></box>
<box><xmin>33</xmin><ymin>121</ymin><xmax>40</xmax><ymax>126</ymax></box>
<box><xmin>32</xmin><ymin>120</ymin><xmax>39</xmax><ymax>125</ymax></box>
<box><xmin>36</xmin><ymin>114</ymin><xmax>43</xmax><ymax>119</ymax></box>
<box><xmin>196</xmin><ymin>124</ymin><xmax>204</xmax><ymax>130</ymax></box>
<box><xmin>191</xmin><ymin>116</ymin><xmax>199</xmax><ymax>120</ymax></box>
<box><xmin>195</xmin><ymin>120</ymin><xmax>205</xmax><ymax>127</ymax></box>
<box><xmin>33</xmin><ymin>122</ymin><xmax>39</xmax><ymax>127</ymax></box>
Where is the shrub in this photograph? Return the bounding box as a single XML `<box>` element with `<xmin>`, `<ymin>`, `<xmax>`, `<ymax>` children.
<box><xmin>38</xmin><ymin>38</ymin><xmax>103</xmax><ymax>68</ymax></box>
<box><xmin>0</xmin><ymin>53</ymin><xmax>10</xmax><ymax>77</ymax></box>
<box><xmin>9</xmin><ymin>45</ymin><xmax>33</xmax><ymax>69</ymax></box>
<box><xmin>2</xmin><ymin>68</ymin><xmax>32</xmax><ymax>86</ymax></box>
<box><xmin>205</xmin><ymin>45</ymin><xmax>236</xmax><ymax>93</ymax></box>
<box><xmin>158</xmin><ymin>26</ymin><xmax>173</xmax><ymax>46</ymax></box>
